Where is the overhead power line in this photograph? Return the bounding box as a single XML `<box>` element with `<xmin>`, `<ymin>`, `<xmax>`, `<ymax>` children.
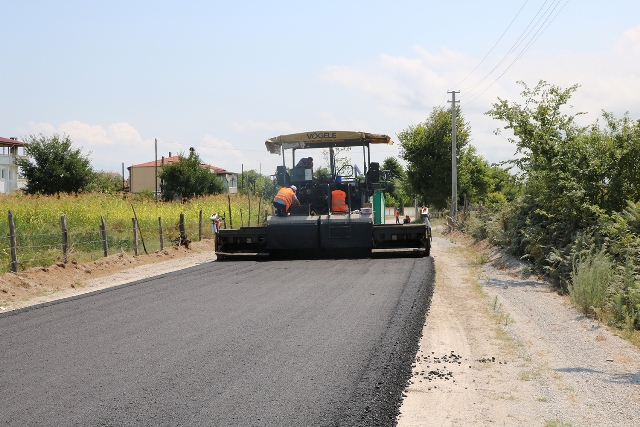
<box><xmin>464</xmin><ymin>0</ymin><xmax>570</xmax><ymax>106</ymax></box>
<box><xmin>454</xmin><ymin>0</ymin><xmax>530</xmax><ymax>89</ymax></box>
<box><xmin>462</xmin><ymin>0</ymin><xmax>558</xmax><ymax>95</ymax></box>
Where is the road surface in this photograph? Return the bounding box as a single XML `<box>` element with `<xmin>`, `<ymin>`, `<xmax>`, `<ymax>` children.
<box><xmin>0</xmin><ymin>257</ymin><xmax>434</xmax><ymax>426</ymax></box>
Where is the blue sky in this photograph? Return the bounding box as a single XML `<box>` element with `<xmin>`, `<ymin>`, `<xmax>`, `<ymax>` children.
<box><xmin>2</xmin><ymin>1</ymin><xmax>639</xmax><ymax>176</ymax></box>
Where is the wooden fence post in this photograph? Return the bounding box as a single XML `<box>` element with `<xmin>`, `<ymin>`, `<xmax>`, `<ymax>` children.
<box><xmin>100</xmin><ymin>216</ymin><xmax>108</xmax><ymax>257</ymax></box>
<box><xmin>179</xmin><ymin>213</ymin><xmax>186</xmax><ymax>243</ymax></box>
<box><xmin>198</xmin><ymin>209</ymin><xmax>202</xmax><ymax>241</ymax></box>
<box><xmin>248</xmin><ymin>192</ymin><xmax>251</xmax><ymax>227</ymax></box>
<box><xmin>257</xmin><ymin>195</ymin><xmax>261</xmax><ymax>226</ymax></box>
<box><xmin>132</xmin><ymin>218</ymin><xmax>138</xmax><ymax>256</ymax></box>
<box><xmin>227</xmin><ymin>194</ymin><xmax>233</xmax><ymax>229</ymax></box>
<box><xmin>8</xmin><ymin>210</ymin><xmax>18</xmax><ymax>273</ymax></box>
<box><xmin>131</xmin><ymin>204</ymin><xmax>148</xmax><ymax>255</ymax></box>
<box><xmin>158</xmin><ymin>217</ymin><xmax>164</xmax><ymax>250</ymax></box>
<box><xmin>60</xmin><ymin>214</ymin><xmax>68</xmax><ymax>265</ymax></box>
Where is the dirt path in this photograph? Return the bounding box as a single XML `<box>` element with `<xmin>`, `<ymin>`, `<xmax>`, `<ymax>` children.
<box><xmin>398</xmin><ymin>231</ymin><xmax>640</xmax><ymax>427</ymax></box>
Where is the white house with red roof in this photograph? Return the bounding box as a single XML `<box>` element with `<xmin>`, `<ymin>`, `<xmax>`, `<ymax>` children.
<box><xmin>126</xmin><ymin>153</ymin><xmax>238</xmax><ymax>194</ymax></box>
<box><xmin>0</xmin><ymin>137</ymin><xmax>27</xmax><ymax>194</ymax></box>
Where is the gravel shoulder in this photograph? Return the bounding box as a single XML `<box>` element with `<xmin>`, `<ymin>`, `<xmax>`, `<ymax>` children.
<box><xmin>398</xmin><ymin>230</ymin><xmax>640</xmax><ymax>427</ymax></box>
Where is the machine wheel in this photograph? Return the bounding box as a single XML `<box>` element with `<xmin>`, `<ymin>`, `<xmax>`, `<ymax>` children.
<box><xmin>424</xmin><ymin>240</ymin><xmax>431</xmax><ymax>257</ymax></box>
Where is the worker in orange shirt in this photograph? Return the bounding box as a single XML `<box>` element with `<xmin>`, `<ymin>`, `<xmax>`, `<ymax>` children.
<box><xmin>273</xmin><ymin>185</ymin><xmax>299</xmax><ymax>216</ymax></box>
<box><xmin>331</xmin><ymin>188</ymin><xmax>348</xmax><ymax>212</ymax></box>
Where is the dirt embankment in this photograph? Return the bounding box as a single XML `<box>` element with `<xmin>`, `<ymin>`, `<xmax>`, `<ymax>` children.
<box><xmin>399</xmin><ymin>231</ymin><xmax>640</xmax><ymax>427</ymax></box>
<box><xmin>0</xmin><ymin>240</ymin><xmax>217</xmax><ymax>313</ymax></box>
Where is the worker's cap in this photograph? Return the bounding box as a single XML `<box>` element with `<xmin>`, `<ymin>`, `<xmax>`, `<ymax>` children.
<box><xmin>291</xmin><ymin>185</ymin><xmax>297</xmax><ymax>192</ymax></box>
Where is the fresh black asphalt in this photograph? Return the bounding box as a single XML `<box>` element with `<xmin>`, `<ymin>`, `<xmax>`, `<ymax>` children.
<box><xmin>0</xmin><ymin>257</ymin><xmax>434</xmax><ymax>426</ymax></box>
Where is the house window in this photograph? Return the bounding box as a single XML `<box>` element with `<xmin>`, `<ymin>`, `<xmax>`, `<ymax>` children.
<box><xmin>1</xmin><ymin>169</ymin><xmax>4</xmax><ymax>179</ymax></box>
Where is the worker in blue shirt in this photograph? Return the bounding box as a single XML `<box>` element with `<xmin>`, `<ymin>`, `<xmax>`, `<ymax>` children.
<box><xmin>296</xmin><ymin>157</ymin><xmax>313</xmax><ymax>168</ymax></box>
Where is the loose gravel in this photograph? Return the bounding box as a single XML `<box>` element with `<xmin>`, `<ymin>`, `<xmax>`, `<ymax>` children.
<box><xmin>398</xmin><ymin>231</ymin><xmax>640</xmax><ymax>427</ymax></box>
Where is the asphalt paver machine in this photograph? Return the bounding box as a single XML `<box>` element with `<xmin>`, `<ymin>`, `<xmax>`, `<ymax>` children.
<box><xmin>215</xmin><ymin>131</ymin><xmax>431</xmax><ymax>259</ymax></box>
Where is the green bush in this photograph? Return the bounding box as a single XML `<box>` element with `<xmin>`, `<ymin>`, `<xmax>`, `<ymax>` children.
<box><xmin>485</xmin><ymin>191</ymin><xmax>507</xmax><ymax>205</ymax></box>
<box><xmin>607</xmin><ymin>259</ymin><xmax>640</xmax><ymax>330</ymax></box>
<box><xmin>465</xmin><ymin>214</ymin><xmax>487</xmax><ymax>240</ymax></box>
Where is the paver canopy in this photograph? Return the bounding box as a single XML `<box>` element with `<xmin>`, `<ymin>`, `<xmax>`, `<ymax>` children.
<box><xmin>265</xmin><ymin>131</ymin><xmax>393</xmax><ymax>154</ymax></box>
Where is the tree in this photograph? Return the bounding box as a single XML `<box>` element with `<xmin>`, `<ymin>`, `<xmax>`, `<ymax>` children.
<box><xmin>486</xmin><ymin>81</ymin><xmax>600</xmax><ymax>255</ymax></box>
<box><xmin>486</xmin><ymin>164</ymin><xmax>523</xmax><ymax>202</ymax></box>
<box><xmin>597</xmin><ymin>112</ymin><xmax>640</xmax><ymax>212</ymax></box>
<box><xmin>381</xmin><ymin>157</ymin><xmax>410</xmax><ymax>206</ymax></box>
<box><xmin>457</xmin><ymin>146</ymin><xmax>493</xmax><ymax>206</ymax></box>
<box><xmin>314</xmin><ymin>166</ymin><xmax>331</xmax><ymax>182</ymax></box>
<box><xmin>15</xmin><ymin>133</ymin><xmax>94</xmax><ymax>195</ymax></box>
<box><xmin>486</xmin><ymin>80</ymin><xmax>584</xmax><ymax>176</ymax></box>
<box><xmin>159</xmin><ymin>151</ymin><xmax>224</xmax><ymax>201</ymax></box>
<box><xmin>398</xmin><ymin>106</ymin><xmax>472</xmax><ymax>209</ymax></box>
<box><xmin>240</xmin><ymin>169</ymin><xmax>278</xmax><ymax>199</ymax></box>
<box><xmin>88</xmin><ymin>171</ymin><xmax>123</xmax><ymax>193</ymax></box>
<box><xmin>382</xmin><ymin>157</ymin><xmax>404</xmax><ymax>180</ymax></box>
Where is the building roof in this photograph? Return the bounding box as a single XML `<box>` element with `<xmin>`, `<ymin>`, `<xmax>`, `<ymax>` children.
<box><xmin>128</xmin><ymin>156</ymin><xmax>237</xmax><ymax>175</ymax></box>
<box><xmin>0</xmin><ymin>137</ymin><xmax>25</xmax><ymax>146</ymax></box>
<box><xmin>130</xmin><ymin>155</ymin><xmax>181</xmax><ymax>168</ymax></box>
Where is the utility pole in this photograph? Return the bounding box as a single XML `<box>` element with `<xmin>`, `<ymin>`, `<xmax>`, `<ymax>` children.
<box><xmin>154</xmin><ymin>138</ymin><xmax>158</xmax><ymax>203</ymax></box>
<box><xmin>448</xmin><ymin>90</ymin><xmax>460</xmax><ymax>222</ymax></box>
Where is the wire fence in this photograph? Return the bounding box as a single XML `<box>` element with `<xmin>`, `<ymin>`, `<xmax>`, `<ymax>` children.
<box><xmin>0</xmin><ymin>210</ymin><xmax>222</xmax><ymax>274</ymax></box>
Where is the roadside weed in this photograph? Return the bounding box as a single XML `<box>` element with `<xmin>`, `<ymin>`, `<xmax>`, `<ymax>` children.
<box><xmin>569</xmin><ymin>251</ymin><xmax>611</xmax><ymax>319</ymax></box>
<box><xmin>475</xmin><ymin>252</ymin><xmax>488</xmax><ymax>265</ymax></box>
